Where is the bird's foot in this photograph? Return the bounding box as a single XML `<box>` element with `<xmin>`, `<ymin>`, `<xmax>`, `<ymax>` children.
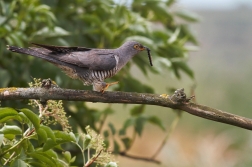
<box><xmin>101</xmin><ymin>81</ymin><xmax>119</xmax><ymax>93</ymax></box>
<box><xmin>93</xmin><ymin>81</ymin><xmax>119</xmax><ymax>93</ymax></box>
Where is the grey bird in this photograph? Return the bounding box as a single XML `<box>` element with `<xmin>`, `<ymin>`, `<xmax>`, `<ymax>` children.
<box><xmin>7</xmin><ymin>41</ymin><xmax>152</xmax><ymax>92</ymax></box>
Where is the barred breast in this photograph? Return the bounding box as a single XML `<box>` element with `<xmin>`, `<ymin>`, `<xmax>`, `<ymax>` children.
<box><xmin>82</xmin><ymin>67</ymin><xmax>118</xmax><ymax>85</ymax></box>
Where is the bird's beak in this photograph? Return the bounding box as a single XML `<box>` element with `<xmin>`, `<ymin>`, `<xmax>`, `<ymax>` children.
<box><xmin>144</xmin><ymin>47</ymin><xmax>153</xmax><ymax>66</ymax></box>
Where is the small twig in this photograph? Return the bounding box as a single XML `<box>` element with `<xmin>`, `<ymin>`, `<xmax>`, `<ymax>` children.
<box><xmin>119</xmin><ymin>152</ymin><xmax>160</xmax><ymax>164</ymax></box>
<box><xmin>33</xmin><ymin>99</ymin><xmax>48</xmax><ymax>118</ymax></box>
<box><xmin>34</xmin><ymin>100</ymin><xmax>43</xmax><ymax>117</ymax></box>
<box><xmin>85</xmin><ymin>149</ymin><xmax>103</xmax><ymax>167</ymax></box>
<box><xmin>88</xmin><ymin>148</ymin><xmax>90</xmax><ymax>163</ymax></box>
<box><xmin>75</xmin><ymin>142</ymin><xmax>85</xmax><ymax>165</ymax></box>
<box><xmin>3</xmin><ymin>152</ymin><xmax>15</xmax><ymax>165</ymax></box>
<box><xmin>26</xmin><ymin>128</ymin><xmax>36</xmax><ymax>137</ymax></box>
<box><xmin>151</xmin><ymin>112</ymin><xmax>181</xmax><ymax>159</ymax></box>
<box><xmin>190</xmin><ymin>83</ymin><xmax>197</xmax><ymax>103</ymax></box>
<box><xmin>98</xmin><ymin>113</ymin><xmax>108</xmax><ymax>133</ymax></box>
<box><xmin>98</xmin><ymin>104</ymin><xmax>112</xmax><ymax>133</ymax></box>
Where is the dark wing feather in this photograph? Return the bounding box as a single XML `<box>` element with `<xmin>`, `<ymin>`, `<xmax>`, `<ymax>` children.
<box><xmin>31</xmin><ymin>43</ymin><xmax>92</xmax><ymax>52</ymax></box>
<box><xmin>30</xmin><ymin>45</ymin><xmax>117</xmax><ymax>71</ymax></box>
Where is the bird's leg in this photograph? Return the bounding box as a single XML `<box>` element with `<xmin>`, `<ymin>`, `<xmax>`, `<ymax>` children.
<box><xmin>101</xmin><ymin>81</ymin><xmax>119</xmax><ymax>93</ymax></box>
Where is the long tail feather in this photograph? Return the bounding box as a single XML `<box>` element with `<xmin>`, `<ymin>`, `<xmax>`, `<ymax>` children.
<box><xmin>7</xmin><ymin>45</ymin><xmax>60</xmax><ymax>64</ymax></box>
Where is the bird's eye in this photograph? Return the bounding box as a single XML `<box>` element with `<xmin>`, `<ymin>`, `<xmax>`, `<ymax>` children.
<box><xmin>134</xmin><ymin>44</ymin><xmax>139</xmax><ymax>49</ymax></box>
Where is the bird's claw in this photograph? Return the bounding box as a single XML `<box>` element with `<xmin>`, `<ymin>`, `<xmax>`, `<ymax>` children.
<box><xmin>101</xmin><ymin>81</ymin><xmax>119</xmax><ymax>93</ymax></box>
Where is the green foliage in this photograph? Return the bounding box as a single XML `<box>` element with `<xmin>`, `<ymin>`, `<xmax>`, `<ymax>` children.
<box><xmin>0</xmin><ymin>0</ymin><xmax>199</xmax><ymax>165</ymax></box>
<box><xmin>0</xmin><ymin>107</ymin><xmax>116</xmax><ymax>166</ymax></box>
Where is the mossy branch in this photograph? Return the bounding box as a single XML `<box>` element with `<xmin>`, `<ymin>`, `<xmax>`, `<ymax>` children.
<box><xmin>1</xmin><ymin>87</ymin><xmax>252</xmax><ymax>130</ymax></box>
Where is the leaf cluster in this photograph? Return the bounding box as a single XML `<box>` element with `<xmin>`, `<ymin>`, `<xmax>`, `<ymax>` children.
<box><xmin>0</xmin><ymin>107</ymin><xmax>117</xmax><ymax>167</ymax></box>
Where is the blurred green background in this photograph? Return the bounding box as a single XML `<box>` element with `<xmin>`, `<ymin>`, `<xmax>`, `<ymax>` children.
<box><xmin>1</xmin><ymin>0</ymin><xmax>252</xmax><ymax>166</ymax></box>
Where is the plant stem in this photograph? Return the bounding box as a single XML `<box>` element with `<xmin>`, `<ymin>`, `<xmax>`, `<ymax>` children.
<box><xmin>151</xmin><ymin>112</ymin><xmax>181</xmax><ymax>159</ymax></box>
<box><xmin>75</xmin><ymin>142</ymin><xmax>85</xmax><ymax>165</ymax></box>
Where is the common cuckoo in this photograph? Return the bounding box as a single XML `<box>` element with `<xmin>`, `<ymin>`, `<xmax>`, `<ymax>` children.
<box><xmin>7</xmin><ymin>41</ymin><xmax>152</xmax><ymax>92</ymax></box>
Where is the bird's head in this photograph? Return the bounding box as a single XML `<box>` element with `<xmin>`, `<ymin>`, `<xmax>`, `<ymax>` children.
<box><xmin>119</xmin><ymin>41</ymin><xmax>153</xmax><ymax>66</ymax></box>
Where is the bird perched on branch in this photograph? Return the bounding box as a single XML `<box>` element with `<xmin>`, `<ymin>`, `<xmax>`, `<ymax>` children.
<box><xmin>7</xmin><ymin>41</ymin><xmax>152</xmax><ymax>92</ymax></box>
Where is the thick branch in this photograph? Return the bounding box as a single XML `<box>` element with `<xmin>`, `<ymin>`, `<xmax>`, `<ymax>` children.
<box><xmin>1</xmin><ymin>87</ymin><xmax>252</xmax><ymax>130</ymax></box>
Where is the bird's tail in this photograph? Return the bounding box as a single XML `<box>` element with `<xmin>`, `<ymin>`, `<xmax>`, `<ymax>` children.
<box><xmin>7</xmin><ymin>45</ymin><xmax>59</xmax><ymax>64</ymax></box>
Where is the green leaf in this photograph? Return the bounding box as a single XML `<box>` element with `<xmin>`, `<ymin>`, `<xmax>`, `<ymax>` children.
<box><xmin>121</xmin><ymin>137</ymin><xmax>131</xmax><ymax>150</ymax></box>
<box><xmin>19</xmin><ymin>108</ymin><xmax>40</xmax><ymax>130</ymax></box>
<box><xmin>9</xmin><ymin>32</ymin><xmax>23</xmax><ymax>47</ymax></box>
<box><xmin>113</xmin><ymin>140</ymin><xmax>120</xmax><ymax>154</ymax></box>
<box><xmin>19</xmin><ymin>148</ymin><xmax>27</xmax><ymax>161</ymax></box>
<box><xmin>0</xmin><ymin>125</ymin><xmax>22</xmax><ymax>135</ymax></box>
<box><xmin>119</xmin><ymin>118</ymin><xmax>135</xmax><ymax>135</ymax></box>
<box><xmin>10</xmin><ymin>159</ymin><xmax>27</xmax><ymax>167</ymax></box>
<box><xmin>103</xmin><ymin>130</ymin><xmax>109</xmax><ymax>138</ymax></box>
<box><xmin>123</xmin><ymin>118</ymin><xmax>135</xmax><ymax>129</ymax></box>
<box><xmin>33</xmin><ymin>27</ymin><xmax>70</xmax><ymax>38</ymax></box>
<box><xmin>83</xmin><ymin>134</ymin><xmax>91</xmax><ymax>149</ymax></box>
<box><xmin>168</xmin><ymin>28</ymin><xmax>180</xmax><ymax>44</ymax></box>
<box><xmin>103</xmin><ymin>107</ymin><xmax>114</xmax><ymax>115</ymax></box>
<box><xmin>74</xmin><ymin>133</ymin><xmax>80</xmax><ymax>143</ymax></box>
<box><xmin>173</xmin><ymin>61</ymin><xmax>194</xmax><ymax>79</ymax></box>
<box><xmin>43</xmin><ymin>139</ymin><xmax>57</xmax><ymax>151</ymax></box>
<box><xmin>148</xmin><ymin>116</ymin><xmax>165</xmax><ymax>131</ymax></box>
<box><xmin>135</xmin><ymin>117</ymin><xmax>146</xmax><ymax>136</ymax></box>
<box><xmin>70</xmin><ymin>156</ymin><xmax>76</xmax><ymax>163</ymax></box>
<box><xmin>63</xmin><ymin>151</ymin><xmax>71</xmax><ymax>163</ymax></box>
<box><xmin>0</xmin><ymin>107</ymin><xmax>18</xmax><ymax>123</ymax></box>
<box><xmin>0</xmin><ymin>134</ymin><xmax>4</xmax><ymax>146</ymax></box>
<box><xmin>119</xmin><ymin>129</ymin><xmax>125</xmax><ymax>136</ymax></box>
<box><xmin>43</xmin><ymin>149</ymin><xmax>58</xmax><ymax>159</ymax></box>
<box><xmin>81</xmin><ymin>15</ymin><xmax>101</xmax><ymax>25</ymax></box>
<box><xmin>130</xmin><ymin>105</ymin><xmax>145</xmax><ymax>116</ymax></box>
<box><xmin>175</xmin><ymin>10</ymin><xmax>200</xmax><ymax>23</ymax></box>
<box><xmin>23</xmin><ymin>139</ymin><xmax>35</xmax><ymax>153</ymax></box>
<box><xmin>104</xmin><ymin>139</ymin><xmax>109</xmax><ymax>149</ymax></box>
<box><xmin>37</xmin><ymin>128</ymin><xmax>47</xmax><ymax>145</ymax></box>
<box><xmin>27</xmin><ymin>160</ymin><xmax>47</xmax><ymax>167</ymax></box>
<box><xmin>166</xmin><ymin>0</ymin><xmax>176</xmax><ymax>6</ymax></box>
<box><xmin>18</xmin><ymin>112</ymin><xmax>32</xmax><ymax>125</ymax></box>
<box><xmin>54</xmin><ymin>131</ymin><xmax>76</xmax><ymax>142</ymax></box>
<box><xmin>108</xmin><ymin>123</ymin><xmax>116</xmax><ymax>135</ymax></box>
<box><xmin>43</xmin><ymin>131</ymin><xmax>76</xmax><ymax>151</ymax></box>
<box><xmin>40</xmin><ymin>125</ymin><xmax>56</xmax><ymax>142</ymax></box>
<box><xmin>0</xmin><ymin>16</ymin><xmax>7</xmax><ymax>26</ymax></box>
<box><xmin>28</xmin><ymin>152</ymin><xmax>57</xmax><ymax>167</ymax></box>
<box><xmin>153</xmin><ymin>57</ymin><xmax>172</xmax><ymax>73</ymax></box>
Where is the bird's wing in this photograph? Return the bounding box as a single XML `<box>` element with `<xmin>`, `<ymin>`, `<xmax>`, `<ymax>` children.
<box><xmin>30</xmin><ymin>43</ymin><xmax>117</xmax><ymax>71</ymax></box>
<box><xmin>64</xmin><ymin>52</ymin><xmax>117</xmax><ymax>71</ymax></box>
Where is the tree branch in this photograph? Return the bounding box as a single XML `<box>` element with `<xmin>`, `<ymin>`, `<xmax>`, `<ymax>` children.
<box><xmin>1</xmin><ymin>87</ymin><xmax>252</xmax><ymax>130</ymax></box>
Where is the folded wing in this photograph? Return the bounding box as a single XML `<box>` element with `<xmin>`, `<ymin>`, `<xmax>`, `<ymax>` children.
<box><xmin>30</xmin><ymin>43</ymin><xmax>117</xmax><ymax>71</ymax></box>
